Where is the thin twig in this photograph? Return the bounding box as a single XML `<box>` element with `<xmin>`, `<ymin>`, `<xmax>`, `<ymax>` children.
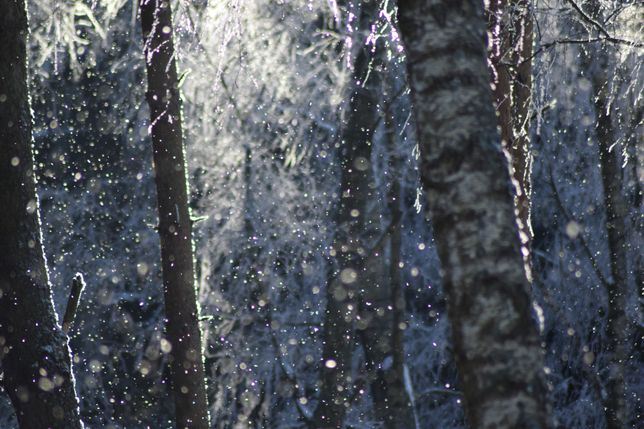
<box><xmin>417</xmin><ymin>388</ymin><xmax>462</xmax><ymax>398</ymax></box>
<box><xmin>528</xmin><ymin>36</ymin><xmax>642</xmax><ymax>64</ymax></box>
<box><xmin>565</xmin><ymin>0</ymin><xmax>611</xmax><ymax>38</ymax></box>
<box><xmin>604</xmin><ymin>2</ymin><xmax>643</xmax><ymax>24</ymax></box>
<box><xmin>564</xmin><ymin>0</ymin><xmax>642</xmax><ymax>46</ymax></box>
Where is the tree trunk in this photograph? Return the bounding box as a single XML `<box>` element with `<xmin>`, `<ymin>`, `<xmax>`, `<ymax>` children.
<box><xmin>371</xmin><ymin>69</ymin><xmax>417</xmax><ymax>429</ymax></box>
<box><xmin>355</xmin><ymin>65</ymin><xmax>416</xmax><ymax>429</ymax></box>
<box><xmin>396</xmin><ymin>1</ymin><xmax>549</xmax><ymax>428</ymax></box>
<box><xmin>574</xmin><ymin>4</ymin><xmax>630</xmax><ymax>426</ymax></box>
<box><xmin>511</xmin><ymin>0</ymin><xmax>533</xmax><ymax>238</ymax></box>
<box><xmin>588</xmin><ymin>44</ymin><xmax>629</xmax><ymax>429</ymax></box>
<box><xmin>314</xmin><ymin>3</ymin><xmax>379</xmax><ymax>427</ymax></box>
<box><xmin>0</xmin><ymin>1</ymin><xmax>83</xmax><ymax>427</ymax></box>
<box><xmin>487</xmin><ymin>0</ymin><xmax>534</xmax><ymax>259</ymax></box>
<box><xmin>138</xmin><ymin>0</ymin><xmax>209</xmax><ymax>427</ymax></box>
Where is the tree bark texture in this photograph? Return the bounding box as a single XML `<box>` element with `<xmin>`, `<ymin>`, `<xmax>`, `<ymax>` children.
<box><xmin>0</xmin><ymin>1</ymin><xmax>83</xmax><ymax>427</ymax></box>
<box><xmin>487</xmin><ymin>0</ymin><xmax>534</xmax><ymax>255</ymax></box>
<box><xmin>138</xmin><ymin>0</ymin><xmax>210</xmax><ymax>427</ymax></box>
<box><xmin>396</xmin><ymin>1</ymin><xmax>549</xmax><ymax>428</ymax></box>
<box><xmin>314</xmin><ymin>3</ymin><xmax>379</xmax><ymax>427</ymax></box>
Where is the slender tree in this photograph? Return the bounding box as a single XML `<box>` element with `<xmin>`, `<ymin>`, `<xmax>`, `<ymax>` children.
<box><xmin>487</xmin><ymin>0</ymin><xmax>534</xmax><ymax>255</ymax></box>
<box><xmin>314</xmin><ymin>2</ymin><xmax>389</xmax><ymax>429</ymax></box>
<box><xmin>138</xmin><ymin>0</ymin><xmax>209</xmax><ymax>427</ymax></box>
<box><xmin>361</xmin><ymin>68</ymin><xmax>417</xmax><ymax>429</ymax></box>
<box><xmin>591</xmin><ymin>47</ymin><xmax>629</xmax><ymax>429</ymax></box>
<box><xmin>396</xmin><ymin>1</ymin><xmax>549</xmax><ymax>428</ymax></box>
<box><xmin>0</xmin><ymin>0</ymin><xmax>83</xmax><ymax>427</ymax></box>
<box><xmin>352</xmin><ymin>57</ymin><xmax>417</xmax><ymax>429</ymax></box>
<box><xmin>571</xmin><ymin>2</ymin><xmax>632</xmax><ymax>425</ymax></box>
<box><xmin>314</xmin><ymin>3</ymin><xmax>381</xmax><ymax>427</ymax></box>
<box><xmin>580</xmin><ymin>13</ymin><xmax>629</xmax><ymax>426</ymax></box>
<box><xmin>354</xmin><ymin>70</ymin><xmax>416</xmax><ymax>429</ymax></box>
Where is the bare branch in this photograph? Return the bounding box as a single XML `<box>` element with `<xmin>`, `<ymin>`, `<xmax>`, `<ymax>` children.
<box><xmin>604</xmin><ymin>2</ymin><xmax>644</xmax><ymax>24</ymax></box>
<box><xmin>563</xmin><ymin>0</ymin><xmax>642</xmax><ymax>46</ymax></box>
<box><xmin>417</xmin><ymin>388</ymin><xmax>462</xmax><ymax>398</ymax></box>
<box><xmin>565</xmin><ymin>0</ymin><xmax>611</xmax><ymax>38</ymax></box>
<box><xmin>529</xmin><ymin>36</ymin><xmax>643</xmax><ymax>63</ymax></box>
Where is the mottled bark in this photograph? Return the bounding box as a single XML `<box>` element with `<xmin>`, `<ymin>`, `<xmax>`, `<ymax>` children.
<box><xmin>0</xmin><ymin>1</ymin><xmax>83</xmax><ymax>427</ymax></box>
<box><xmin>588</xmin><ymin>44</ymin><xmax>629</xmax><ymax>429</ymax></box>
<box><xmin>487</xmin><ymin>0</ymin><xmax>534</xmax><ymax>257</ymax></box>
<box><xmin>396</xmin><ymin>1</ymin><xmax>549</xmax><ymax>428</ymax></box>
<box><xmin>314</xmin><ymin>4</ymin><xmax>379</xmax><ymax>427</ymax></box>
<box><xmin>138</xmin><ymin>0</ymin><xmax>209</xmax><ymax>427</ymax></box>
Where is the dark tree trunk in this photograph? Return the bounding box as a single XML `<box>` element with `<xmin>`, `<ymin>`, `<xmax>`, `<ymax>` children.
<box><xmin>372</xmin><ymin>69</ymin><xmax>417</xmax><ymax>429</ymax></box>
<box><xmin>0</xmin><ymin>1</ymin><xmax>83</xmax><ymax>427</ymax></box>
<box><xmin>487</xmin><ymin>0</ymin><xmax>534</xmax><ymax>260</ymax></box>
<box><xmin>313</xmin><ymin>3</ymin><xmax>379</xmax><ymax>427</ymax></box>
<box><xmin>138</xmin><ymin>0</ymin><xmax>209</xmax><ymax>427</ymax></box>
<box><xmin>396</xmin><ymin>1</ymin><xmax>549</xmax><ymax>428</ymax></box>
<box><xmin>575</xmin><ymin>4</ymin><xmax>630</xmax><ymax>426</ymax></box>
<box><xmin>356</xmin><ymin>64</ymin><xmax>416</xmax><ymax>429</ymax></box>
<box><xmin>589</xmin><ymin>45</ymin><xmax>629</xmax><ymax>429</ymax></box>
<box><xmin>511</xmin><ymin>0</ymin><xmax>533</xmax><ymax>235</ymax></box>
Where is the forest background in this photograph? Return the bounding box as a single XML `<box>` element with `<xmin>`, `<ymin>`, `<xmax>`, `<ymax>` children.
<box><xmin>0</xmin><ymin>0</ymin><xmax>641</xmax><ymax>428</ymax></box>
